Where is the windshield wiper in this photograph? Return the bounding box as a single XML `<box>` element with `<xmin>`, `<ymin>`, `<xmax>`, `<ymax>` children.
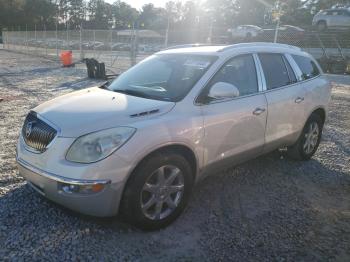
<box><xmin>114</xmin><ymin>89</ymin><xmax>173</xmax><ymax>101</ymax></box>
<box><xmin>99</xmin><ymin>81</ymin><xmax>110</xmax><ymax>90</ymax></box>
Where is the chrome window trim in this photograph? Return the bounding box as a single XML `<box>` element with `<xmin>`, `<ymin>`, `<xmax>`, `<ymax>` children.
<box><xmin>255</xmin><ymin>52</ymin><xmax>323</xmax><ymax>94</ymax></box>
<box><xmin>17</xmin><ymin>156</ymin><xmax>111</xmax><ymax>185</ymax></box>
<box><xmin>194</xmin><ymin>52</ymin><xmax>262</xmax><ymax>106</ymax></box>
<box><xmin>285</xmin><ymin>53</ymin><xmax>303</xmax><ymax>81</ymax></box>
<box><xmin>287</xmin><ymin>53</ymin><xmax>322</xmax><ymax>81</ymax></box>
<box><xmin>253</xmin><ymin>53</ymin><xmax>266</xmax><ymax>92</ymax></box>
<box><xmin>260</xmin><ymin>74</ymin><xmax>322</xmax><ymax>95</ymax></box>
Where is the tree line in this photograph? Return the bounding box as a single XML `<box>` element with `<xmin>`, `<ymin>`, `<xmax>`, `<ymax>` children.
<box><xmin>0</xmin><ymin>0</ymin><xmax>348</xmax><ymax>31</ymax></box>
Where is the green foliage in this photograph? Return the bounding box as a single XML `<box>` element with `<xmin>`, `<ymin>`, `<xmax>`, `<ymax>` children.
<box><xmin>0</xmin><ymin>0</ymin><xmax>349</xmax><ymax>30</ymax></box>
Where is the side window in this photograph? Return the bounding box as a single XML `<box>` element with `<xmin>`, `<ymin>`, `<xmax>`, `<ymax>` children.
<box><xmin>340</xmin><ymin>10</ymin><xmax>349</xmax><ymax>16</ymax></box>
<box><xmin>208</xmin><ymin>54</ymin><xmax>258</xmax><ymax>97</ymax></box>
<box><xmin>292</xmin><ymin>55</ymin><xmax>320</xmax><ymax>80</ymax></box>
<box><xmin>258</xmin><ymin>53</ymin><xmax>290</xmax><ymax>90</ymax></box>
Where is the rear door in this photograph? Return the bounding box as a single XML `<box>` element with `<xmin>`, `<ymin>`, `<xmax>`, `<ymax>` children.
<box><xmin>258</xmin><ymin>53</ymin><xmax>306</xmax><ymax>153</ymax></box>
<box><xmin>291</xmin><ymin>54</ymin><xmax>326</xmax><ymax>119</ymax></box>
<box><xmin>329</xmin><ymin>10</ymin><xmax>348</xmax><ymax>27</ymax></box>
<box><xmin>339</xmin><ymin>10</ymin><xmax>350</xmax><ymax>27</ymax></box>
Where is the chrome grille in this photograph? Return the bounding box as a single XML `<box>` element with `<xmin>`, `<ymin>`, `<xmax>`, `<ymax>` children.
<box><xmin>21</xmin><ymin>112</ymin><xmax>57</xmax><ymax>153</ymax></box>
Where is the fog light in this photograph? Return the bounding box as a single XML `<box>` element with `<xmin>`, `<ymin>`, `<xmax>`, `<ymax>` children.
<box><xmin>62</xmin><ymin>184</ymin><xmax>80</xmax><ymax>193</ymax></box>
<box><xmin>59</xmin><ymin>183</ymin><xmax>105</xmax><ymax>194</ymax></box>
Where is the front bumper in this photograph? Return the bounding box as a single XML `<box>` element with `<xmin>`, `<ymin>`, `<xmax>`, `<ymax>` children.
<box><xmin>17</xmin><ymin>156</ymin><xmax>124</xmax><ymax>217</ymax></box>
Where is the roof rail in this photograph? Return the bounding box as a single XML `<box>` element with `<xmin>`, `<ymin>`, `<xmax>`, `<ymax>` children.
<box><xmin>164</xmin><ymin>43</ymin><xmax>212</xmax><ymax>50</ymax></box>
<box><xmin>218</xmin><ymin>42</ymin><xmax>301</xmax><ymax>52</ymax></box>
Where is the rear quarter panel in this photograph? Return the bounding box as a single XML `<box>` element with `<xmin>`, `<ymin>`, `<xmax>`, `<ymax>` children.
<box><xmin>302</xmin><ymin>75</ymin><xmax>331</xmax><ymax>124</ymax></box>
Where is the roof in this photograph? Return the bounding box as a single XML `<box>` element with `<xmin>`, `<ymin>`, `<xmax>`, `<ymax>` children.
<box><xmin>158</xmin><ymin>42</ymin><xmax>303</xmax><ymax>56</ymax></box>
<box><xmin>158</xmin><ymin>45</ymin><xmax>226</xmax><ymax>55</ymax></box>
<box><xmin>323</xmin><ymin>8</ymin><xmax>349</xmax><ymax>11</ymax></box>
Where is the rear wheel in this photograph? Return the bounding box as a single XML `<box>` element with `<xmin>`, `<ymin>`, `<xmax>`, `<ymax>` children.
<box><xmin>287</xmin><ymin>114</ymin><xmax>323</xmax><ymax>161</ymax></box>
<box><xmin>120</xmin><ymin>152</ymin><xmax>194</xmax><ymax>230</ymax></box>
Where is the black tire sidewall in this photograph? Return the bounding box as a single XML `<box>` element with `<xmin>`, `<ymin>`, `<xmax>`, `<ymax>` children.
<box><xmin>317</xmin><ymin>21</ymin><xmax>327</xmax><ymax>31</ymax></box>
<box><xmin>298</xmin><ymin>114</ymin><xmax>323</xmax><ymax>160</ymax></box>
<box><xmin>121</xmin><ymin>153</ymin><xmax>193</xmax><ymax>230</ymax></box>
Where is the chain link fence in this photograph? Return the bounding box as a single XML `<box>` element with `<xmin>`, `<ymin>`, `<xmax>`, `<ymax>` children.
<box><xmin>2</xmin><ymin>28</ymin><xmax>166</xmax><ymax>74</ymax></box>
<box><xmin>3</xmin><ymin>26</ymin><xmax>350</xmax><ymax>74</ymax></box>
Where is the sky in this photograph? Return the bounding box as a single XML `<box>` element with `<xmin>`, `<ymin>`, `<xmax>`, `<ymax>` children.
<box><xmin>105</xmin><ymin>0</ymin><xmax>168</xmax><ymax>10</ymax></box>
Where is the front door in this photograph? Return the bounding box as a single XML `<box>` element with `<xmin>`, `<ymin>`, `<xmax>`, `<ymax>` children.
<box><xmin>198</xmin><ymin>54</ymin><xmax>267</xmax><ymax>170</ymax></box>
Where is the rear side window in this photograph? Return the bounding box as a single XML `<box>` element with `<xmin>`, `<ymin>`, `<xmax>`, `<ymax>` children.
<box><xmin>258</xmin><ymin>53</ymin><xmax>290</xmax><ymax>90</ymax></box>
<box><xmin>292</xmin><ymin>55</ymin><xmax>320</xmax><ymax>80</ymax></box>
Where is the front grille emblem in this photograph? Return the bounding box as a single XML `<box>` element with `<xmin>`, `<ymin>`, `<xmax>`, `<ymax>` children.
<box><xmin>25</xmin><ymin>121</ymin><xmax>35</xmax><ymax>138</ymax></box>
<box><xmin>22</xmin><ymin>112</ymin><xmax>57</xmax><ymax>153</ymax></box>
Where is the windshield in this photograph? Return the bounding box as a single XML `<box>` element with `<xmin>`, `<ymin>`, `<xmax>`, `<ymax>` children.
<box><xmin>107</xmin><ymin>54</ymin><xmax>217</xmax><ymax>102</ymax></box>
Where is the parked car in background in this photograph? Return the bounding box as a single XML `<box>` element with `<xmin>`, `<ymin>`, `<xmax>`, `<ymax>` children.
<box><xmin>262</xmin><ymin>25</ymin><xmax>305</xmax><ymax>42</ymax></box>
<box><xmin>279</xmin><ymin>25</ymin><xmax>305</xmax><ymax>37</ymax></box>
<box><xmin>229</xmin><ymin>25</ymin><xmax>263</xmax><ymax>39</ymax></box>
<box><xmin>68</xmin><ymin>40</ymin><xmax>80</xmax><ymax>50</ymax></box>
<box><xmin>111</xmin><ymin>43</ymin><xmax>131</xmax><ymax>51</ymax></box>
<box><xmin>93</xmin><ymin>41</ymin><xmax>106</xmax><ymax>50</ymax></box>
<box><xmin>313</xmin><ymin>8</ymin><xmax>350</xmax><ymax>31</ymax></box>
<box><xmin>17</xmin><ymin>43</ymin><xmax>331</xmax><ymax>230</ymax></box>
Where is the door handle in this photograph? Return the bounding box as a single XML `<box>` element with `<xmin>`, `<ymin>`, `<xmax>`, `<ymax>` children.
<box><xmin>253</xmin><ymin>108</ymin><xmax>266</xmax><ymax>116</ymax></box>
<box><xmin>295</xmin><ymin>97</ymin><xmax>304</xmax><ymax>104</ymax></box>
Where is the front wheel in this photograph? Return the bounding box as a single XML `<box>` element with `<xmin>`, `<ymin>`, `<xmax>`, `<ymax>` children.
<box><xmin>287</xmin><ymin>114</ymin><xmax>323</xmax><ymax>161</ymax></box>
<box><xmin>120</xmin><ymin>152</ymin><xmax>194</xmax><ymax>230</ymax></box>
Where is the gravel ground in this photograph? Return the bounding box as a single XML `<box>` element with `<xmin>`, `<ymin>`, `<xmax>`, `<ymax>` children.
<box><xmin>0</xmin><ymin>50</ymin><xmax>349</xmax><ymax>261</ymax></box>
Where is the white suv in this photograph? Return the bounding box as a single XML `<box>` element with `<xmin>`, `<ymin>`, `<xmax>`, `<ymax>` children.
<box><xmin>313</xmin><ymin>8</ymin><xmax>350</xmax><ymax>31</ymax></box>
<box><xmin>17</xmin><ymin>43</ymin><xmax>331</xmax><ymax>230</ymax></box>
<box><xmin>229</xmin><ymin>25</ymin><xmax>263</xmax><ymax>39</ymax></box>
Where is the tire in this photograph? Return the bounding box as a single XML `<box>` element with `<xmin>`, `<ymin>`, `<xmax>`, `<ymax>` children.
<box><xmin>120</xmin><ymin>152</ymin><xmax>194</xmax><ymax>230</ymax></box>
<box><xmin>245</xmin><ymin>32</ymin><xmax>253</xmax><ymax>41</ymax></box>
<box><xmin>317</xmin><ymin>21</ymin><xmax>327</xmax><ymax>32</ymax></box>
<box><xmin>287</xmin><ymin>114</ymin><xmax>323</xmax><ymax>161</ymax></box>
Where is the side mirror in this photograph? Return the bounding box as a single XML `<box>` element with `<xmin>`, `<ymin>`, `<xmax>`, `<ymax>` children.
<box><xmin>208</xmin><ymin>82</ymin><xmax>240</xmax><ymax>100</ymax></box>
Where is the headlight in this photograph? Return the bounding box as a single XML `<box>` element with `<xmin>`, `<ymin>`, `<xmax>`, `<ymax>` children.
<box><xmin>66</xmin><ymin>127</ymin><xmax>136</xmax><ymax>163</ymax></box>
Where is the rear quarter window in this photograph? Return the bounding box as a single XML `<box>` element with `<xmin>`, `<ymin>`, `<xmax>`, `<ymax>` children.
<box><xmin>292</xmin><ymin>55</ymin><xmax>320</xmax><ymax>80</ymax></box>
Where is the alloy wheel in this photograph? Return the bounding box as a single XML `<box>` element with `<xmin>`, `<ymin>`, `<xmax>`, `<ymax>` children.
<box><xmin>303</xmin><ymin>122</ymin><xmax>319</xmax><ymax>154</ymax></box>
<box><xmin>140</xmin><ymin>165</ymin><xmax>184</xmax><ymax>220</ymax></box>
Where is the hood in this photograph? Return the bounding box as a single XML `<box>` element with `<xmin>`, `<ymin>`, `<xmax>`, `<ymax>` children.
<box><xmin>34</xmin><ymin>87</ymin><xmax>175</xmax><ymax>137</ymax></box>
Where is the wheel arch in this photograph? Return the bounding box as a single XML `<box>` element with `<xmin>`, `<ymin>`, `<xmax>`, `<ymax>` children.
<box><xmin>119</xmin><ymin>143</ymin><xmax>199</xmax><ymax>206</ymax></box>
<box><xmin>310</xmin><ymin>107</ymin><xmax>326</xmax><ymax>126</ymax></box>
<box><xmin>295</xmin><ymin>106</ymin><xmax>327</xmax><ymax>143</ymax></box>
<box><xmin>317</xmin><ymin>20</ymin><xmax>328</xmax><ymax>29</ymax></box>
